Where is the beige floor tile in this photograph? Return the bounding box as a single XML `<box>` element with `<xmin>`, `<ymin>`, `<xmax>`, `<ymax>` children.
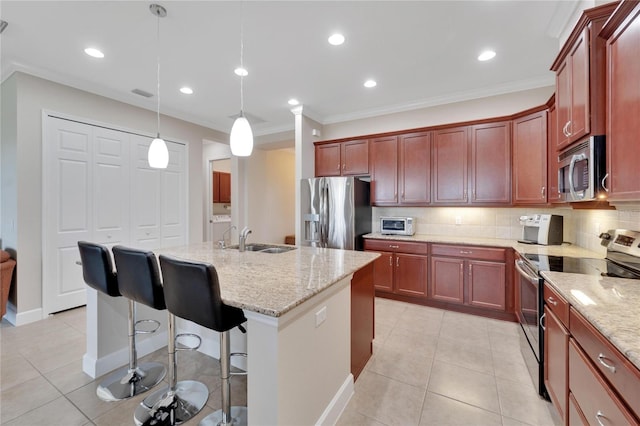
<box><xmin>0</xmin><ymin>375</ymin><xmax>62</xmax><ymax>423</ymax></box>
<box><xmin>435</xmin><ymin>335</ymin><xmax>495</xmax><ymax>375</ymax></box>
<box><xmin>486</xmin><ymin>318</ymin><xmax>520</xmax><ymax>337</ymax></box>
<box><xmin>496</xmin><ymin>377</ymin><xmax>556</xmax><ymax>425</ymax></box>
<box><xmin>20</xmin><ymin>331</ymin><xmax>86</xmax><ymax>374</ymax></box>
<box><xmin>54</xmin><ymin>306</ymin><xmax>87</xmax><ymax>335</ymax></box>
<box><xmin>383</xmin><ymin>327</ymin><xmax>439</xmax><ymax>360</ymax></box>
<box><xmin>367</xmin><ymin>343</ymin><xmax>433</xmax><ymax>389</ymax></box>
<box><xmin>419</xmin><ymin>391</ymin><xmax>502</xmax><ymax>426</ymax></box>
<box><xmin>43</xmin><ymin>359</ymin><xmax>95</xmax><ymax>394</ymax></box>
<box><xmin>489</xmin><ymin>329</ymin><xmax>522</xmax><ymax>355</ymax></box>
<box><xmin>4</xmin><ymin>396</ymin><xmax>89</xmax><ymax>426</ymax></box>
<box><xmin>393</xmin><ymin>313</ymin><xmax>442</xmax><ymax>337</ymax></box>
<box><xmin>0</xmin><ymin>351</ymin><xmax>41</xmax><ymax>391</ymax></box>
<box><xmin>501</xmin><ymin>416</ymin><xmax>537</xmax><ymax>426</ymax></box>
<box><xmin>91</xmin><ymin>388</ymin><xmax>154</xmax><ymax>426</ymax></box>
<box><xmin>65</xmin><ymin>380</ymin><xmax>126</xmax><ymax>420</ymax></box>
<box><xmin>491</xmin><ymin>348</ymin><xmax>532</xmax><ymax>386</ymax></box>
<box><xmin>428</xmin><ymin>360</ymin><xmax>500</xmax><ymax>414</ymax></box>
<box><xmin>351</xmin><ymin>370</ymin><xmax>425</xmax><ymax>426</ymax></box>
<box><xmin>373</xmin><ymin>321</ymin><xmax>393</xmax><ymax>348</ymax></box>
<box><xmin>336</xmin><ymin>399</ymin><xmax>387</xmax><ymax>426</ymax></box>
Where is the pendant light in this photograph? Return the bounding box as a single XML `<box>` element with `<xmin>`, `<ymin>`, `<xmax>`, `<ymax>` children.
<box><xmin>230</xmin><ymin>3</ymin><xmax>253</xmax><ymax>157</ymax></box>
<box><xmin>148</xmin><ymin>4</ymin><xmax>169</xmax><ymax>169</ymax></box>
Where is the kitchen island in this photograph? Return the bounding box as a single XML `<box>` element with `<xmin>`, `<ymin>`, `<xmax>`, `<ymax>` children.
<box><xmin>83</xmin><ymin>242</ymin><xmax>378</xmax><ymax>425</ymax></box>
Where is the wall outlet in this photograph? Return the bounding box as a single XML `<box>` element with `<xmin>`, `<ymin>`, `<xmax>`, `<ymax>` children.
<box><xmin>455</xmin><ymin>216</ymin><xmax>462</xmax><ymax>225</ymax></box>
<box><xmin>315</xmin><ymin>306</ymin><xmax>327</xmax><ymax>327</ymax></box>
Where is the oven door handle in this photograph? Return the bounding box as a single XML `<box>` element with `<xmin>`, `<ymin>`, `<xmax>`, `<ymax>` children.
<box><xmin>515</xmin><ymin>260</ymin><xmax>539</xmax><ymax>284</ymax></box>
<box><xmin>568</xmin><ymin>153</ymin><xmax>587</xmax><ymax>200</ymax></box>
<box><xmin>539</xmin><ymin>312</ymin><xmax>546</xmax><ymax>331</ymax></box>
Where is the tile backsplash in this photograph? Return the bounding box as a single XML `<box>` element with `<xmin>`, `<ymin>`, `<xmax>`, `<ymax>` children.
<box><xmin>373</xmin><ymin>205</ymin><xmax>640</xmax><ymax>256</ymax></box>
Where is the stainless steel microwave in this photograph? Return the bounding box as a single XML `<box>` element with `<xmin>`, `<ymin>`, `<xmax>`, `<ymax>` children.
<box><xmin>557</xmin><ymin>135</ymin><xmax>606</xmax><ymax>202</ymax></box>
<box><xmin>380</xmin><ymin>217</ymin><xmax>415</xmax><ymax>235</ymax></box>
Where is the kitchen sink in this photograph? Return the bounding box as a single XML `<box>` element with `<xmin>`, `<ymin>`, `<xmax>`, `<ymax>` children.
<box><xmin>227</xmin><ymin>243</ymin><xmax>296</xmax><ymax>254</ymax></box>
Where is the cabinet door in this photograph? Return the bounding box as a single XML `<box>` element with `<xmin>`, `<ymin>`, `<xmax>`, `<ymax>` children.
<box><xmin>607</xmin><ymin>5</ymin><xmax>640</xmax><ymax>200</ymax></box>
<box><xmin>429</xmin><ymin>256</ymin><xmax>464</xmax><ymax>304</ymax></box>
<box><xmin>547</xmin><ymin>105</ymin><xmax>562</xmax><ymax>203</ymax></box>
<box><xmin>219</xmin><ymin>172</ymin><xmax>231</xmax><ymax>203</ymax></box>
<box><xmin>399</xmin><ymin>132</ymin><xmax>430</xmax><ymax>205</ymax></box>
<box><xmin>432</xmin><ymin>127</ymin><xmax>468</xmax><ymax>204</ymax></box>
<box><xmin>468</xmin><ymin>260</ymin><xmax>506</xmax><ymax>311</ymax></box>
<box><xmin>342</xmin><ymin>139</ymin><xmax>369</xmax><ymax>175</ymax></box>
<box><xmin>315</xmin><ymin>143</ymin><xmax>341</xmax><ymax>177</ymax></box>
<box><xmin>370</xmin><ymin>136</ymin><xmax>398</xmax><ymax>205</ymax></box>
<box><xmin>544</xmin><ymin>307</ymin><xmax>569</xmax><ymax>424</ymax></box>
<box><xmin>568</xmin><ymin>28</ymin><xmax>590</xmax><ymax>143</ymax></box>
<box><xmin>470</xmin><ymin>122</ymin><xmax>511</xmax><ymax>204</ymax></box>
<box><xmin>370</xmin><ymin>251</ymin><xmax>394</xmax><ymax>293</ymax></box>
<box><xmin>212</xmin><ymin>171</ymin><xmax>220</xmax><ymax>203</ymax></box>
<box><xmin>513</xmin><ymin>111</ymin><xmax>548</xmax><ymax>204</ymax></box>
<box><xmin>395</xmin><ymin>253</ymin><xmax>428</xmax><ymax>298</ymax></box>
<box><xmin>556</xmin><ymin>60</ymin><xmax>572</xmax><ymax>150</ymax></box>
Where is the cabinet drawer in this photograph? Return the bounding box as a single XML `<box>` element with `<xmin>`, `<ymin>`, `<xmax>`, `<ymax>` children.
<box><xmin>431</xmin><ymin>244</ymin><xmax>505</xmax><ymax>261</ymax></box>
<box><xmin>543</xmin><ymin>283</ymin><xmax>569</xmax><ymax>327</ymax></box>
<box><xmin>570</xmin><ymin>308</ymin><xmax>640</xmax><ymax>419</ymax></box>
<box><xmin>363</xmin><ymin>239</ymin><xmax>428</xmax><ymax>255</ymax></box>
<box><xmin>569</xmin><ymin>339</ymin><xmax>638</xmax><ymax>425</ymax></box>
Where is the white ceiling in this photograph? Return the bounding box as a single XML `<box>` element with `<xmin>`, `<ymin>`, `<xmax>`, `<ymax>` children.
<box><xmin>0</xmin><ymin>1</ymin><xmax>579</xmax><ymax>145</ymax></box>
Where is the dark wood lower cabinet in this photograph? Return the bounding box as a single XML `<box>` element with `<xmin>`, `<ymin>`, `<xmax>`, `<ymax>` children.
<box><xmin>544</xmin><ymin>306</ymin><xmax>569</xmax><ymax>424</ymax></box>
<box><xmin>429</xmin><ymin>257</ymin><xmax>464</xmax><ymax>304</ymax></box>
<box><xmin>351</xmin><ymin>262</ymin><xmax>374</xmax><ymax>381</ymax></box>
<box><xmin>394</xmin><ymin>253</ymin><xmax>428</xmax><ymax>298</ymax></box>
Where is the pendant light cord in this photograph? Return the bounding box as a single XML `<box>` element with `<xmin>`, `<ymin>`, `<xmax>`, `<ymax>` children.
<box><xmin>156</xmin><ymin>10</ymin><xmax>161</xmax><ymax>137</ymax></box>
<box><xmin>239</xmin><ymin>1</ymin><xmax>245</xmax><ymax>114</ymax></box>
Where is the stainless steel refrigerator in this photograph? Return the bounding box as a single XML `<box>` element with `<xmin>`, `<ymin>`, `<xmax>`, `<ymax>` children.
<box><xmin>301</xmin><ymin>177</ymin><xmax>371</xmax><ymax>250</ymax></box>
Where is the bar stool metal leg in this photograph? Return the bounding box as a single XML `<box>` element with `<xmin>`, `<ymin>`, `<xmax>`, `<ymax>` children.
<box><xmin>97</xmin><ymin>300</ymin><xmax>166</xmax><ymax>402</ymax></box>
<box><xmin>134</xmin><ymin>313</ymin><xmax>208</xmax><ymax>426</ymax></box>
<box><xmin>199</xmin><ymin>330</ymin><xmax>248</xmax><ymax>426</ymax></box>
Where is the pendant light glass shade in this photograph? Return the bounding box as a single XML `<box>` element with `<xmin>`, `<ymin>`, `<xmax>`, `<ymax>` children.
<box><xmin>148</xmin><ymin>135</ymin><xmax>169</xmax><ymax>168</ymax></box>
<box><xmin>230</xmin><ymin>115</ymin><xmax>253</xmax><ymax>157</ymax></box>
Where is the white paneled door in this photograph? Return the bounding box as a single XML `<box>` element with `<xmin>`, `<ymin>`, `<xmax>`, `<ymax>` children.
<box><xmin>43</xmin><ymin>116</ymin><xmax>187</xmax><ymax>316</ymax></box>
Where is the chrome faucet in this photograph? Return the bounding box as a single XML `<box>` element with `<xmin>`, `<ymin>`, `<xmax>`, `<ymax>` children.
<box><xmin>219</xmin><ymin>225</ymin><xmax>236</xmax><ymax>249</ymax></box>
<box><xmin>239</xmin><ymin>227</ymin><xmax>252</xmax><ymax>252</ymax></box>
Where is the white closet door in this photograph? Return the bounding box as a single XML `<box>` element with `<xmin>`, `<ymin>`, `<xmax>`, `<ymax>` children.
<box><xmin>161</xmin><ymin>142</ymin><xmax>187</xmax><ymax>248</ymax></box>
<box><xmin>130</xmin><ymin>134</ymin><xmax>162</xmax><ymax>250</ymax></box>
<box><xmin>93</xmin><ymin>127</ymin><xmax>130</xmax><ymax>247</ymax></box>
<box><xmin>43</xmin><ymin>118</ymin><xmax>93</xmax><ymax>315</ymax></box>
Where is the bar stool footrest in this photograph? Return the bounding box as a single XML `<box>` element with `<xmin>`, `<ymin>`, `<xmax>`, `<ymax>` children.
<box><xmin>175</xmin><ymin>333</ymin><xmax>201</xmax><ymax>351</ymax></box>
<box><xmin>199</xmin><ymin>406</ymin><xmax>248</xmax><ymax>426</ymax></box>
<box><xmin>135</xmin><ymin>319</ymin><xmax>161</xmax><ymax>335</ymax></box>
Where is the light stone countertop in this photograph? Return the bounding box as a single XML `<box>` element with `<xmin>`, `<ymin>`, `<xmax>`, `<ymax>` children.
<box><xmin>364</xmin><ymin>233</ymin><xmax>603</xmax><ymax>259</ymax></box>
<box><xmin>541</xmin><ymin>271</ymin><xmax>640</xmax><ymax>372</ymax></box>
<box><xmin>154</xmin><ymin>242</ymin><xmax>379</xmax><ymax>317</ymax></box>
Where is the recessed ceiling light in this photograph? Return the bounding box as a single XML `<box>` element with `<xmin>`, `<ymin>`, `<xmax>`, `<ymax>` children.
<box><xmin>364</xmin><ymin>79</ymin><xmax>377</xmax><ymax>88</ymax></box>
<box><xmin>478</xmin><ymin>50</ymin><xmax>496</xmax><ymax>61</ymax></box>
<box><xmin>234</xmin><ymin>67</ymin><xmax>248</xmax><ymax>77</ymax></box>
<box><xmin>84</xmin><ymin>47</ymin><xmax>104</xmax><ymax>58</ymax></box>
<box><xmin>328</xmin><ymin>33</ymin><xmax>345</xmax><ymax>46</ymax></box>
<box><xmin>288</xmin><ymin>98</ymin><xmax>300</xmax><ymax>106</ymax></box>
<box><xmin>180</xmin><ymin>87</ymin><xmax>193</xmax><ymax>95</ymax></box>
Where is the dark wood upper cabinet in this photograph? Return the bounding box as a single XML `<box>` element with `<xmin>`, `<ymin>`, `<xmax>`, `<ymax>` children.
<box><xmin>470</xmin><ymin>122</ymin><xmax>511</xmax><ymax>204</ymax></box>
<box><xmin>513</xmin><ymin>111</ymin><xmax>548</xmax><ymax>204</ymax></box>
<box><xmin>212</xmin><ymin>171</ymin><xmax>231</xmax><ymax>203</ymax></box>
<box><xmin>315</xmin><ymin>139</ymin><xmax>369</xmax><ymax>177</ymax></box>
<box><xmin>601</xmin><ymin>0</ymin><xmax>640</xmax><ymax>201</ymax></box>
<box><xmin>432</xmin><ymin>126</ymin><xmax>469</xmax><ymax>204</ymax></box>
<box><xmin>369</xmin><ymin>136</ymin><xmax>399</xmax><ymax>205</ymax></box>
<box><xmin>399</xmin><ymin>132</ymin><xmax>431</xmax><ymax>205</ymax></box>
<box><xmin>551</xmin><ymin>3</ymin><xmax>617</xmax><ymax>150</ymax></box>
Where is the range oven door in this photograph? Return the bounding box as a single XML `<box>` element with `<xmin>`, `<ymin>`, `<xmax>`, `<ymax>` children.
<box><xmin>515</xmin><ymin>256</ymin><xmax>547</xmax><ymax>399</ymax></box>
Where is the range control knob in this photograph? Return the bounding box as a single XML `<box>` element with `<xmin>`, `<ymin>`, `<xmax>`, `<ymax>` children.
<box><xmin>599</xmin><ymin>232</ymin><xmax>612</xmax><ymax>246</ymax></box>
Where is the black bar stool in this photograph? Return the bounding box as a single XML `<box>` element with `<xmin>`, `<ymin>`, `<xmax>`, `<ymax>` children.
<box><xmin>77</xmin><ymin>241</ymin><xmax>166</xmax><ymax>402</ymax></box>
<box><xmin>133</xmin><ymin>254</ymin><xmax>211</xmax><ymax>426</ymax></box>
<box><xmin>159</xmin><ymin>255</ymin><xmax>248</xmax><ymax>426</ymax></box>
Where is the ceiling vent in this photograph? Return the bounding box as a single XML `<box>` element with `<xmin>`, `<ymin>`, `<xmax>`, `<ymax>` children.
<box><xmin>132</xmin><ymin>88</ymin><xmax>153</xmax><ymax>98</ymax></box>
<box><xmin>228</xmin><ymin>111</ymin><xmax>266</xmax><ymax>124</ymax></box>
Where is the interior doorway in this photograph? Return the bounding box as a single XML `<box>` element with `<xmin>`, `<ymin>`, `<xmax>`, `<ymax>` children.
<box><xmin>208</xmin><ymin>158</ymin><xmax>232</xmax><ymax>243</ymax></box>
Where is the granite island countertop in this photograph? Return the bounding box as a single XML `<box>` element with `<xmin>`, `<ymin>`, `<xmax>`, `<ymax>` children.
<box><xmin>541</xmin><ymin>271</ymin><xmax>640</xmax><ymax>372</ymax></box>
<box><xmin>364</xmin><ymin>233</ymin><xmax>603</xmax><ymax>259</ymax></box>
<box><xmin>154</xmin><ymin>242</ymin><xmax>379</xmax><ymax>318</ymax></box>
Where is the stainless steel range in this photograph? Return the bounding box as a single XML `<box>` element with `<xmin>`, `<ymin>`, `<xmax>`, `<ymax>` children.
<box><xmin>515</xmin><ymin>229</ymin><xmax>640</xmax><ymax>399</ymax></box>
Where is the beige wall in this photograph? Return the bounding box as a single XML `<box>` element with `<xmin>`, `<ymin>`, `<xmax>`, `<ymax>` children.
<box><xmin>1</xmin><ymin>72</ymin><xmax>228</xmax><ymax>319</ymax></box>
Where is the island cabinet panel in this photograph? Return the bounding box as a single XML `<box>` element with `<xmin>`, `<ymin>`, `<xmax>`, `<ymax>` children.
<box><xmin>351</xmin><ymin>262</ymin><xmax>375</xmax><ymax>381</ymax></box>
<box><xmin>604</xmin><ymin>1</ymin><xmax>640</xmax><ymax>201</ymax></box>
<box><xmin>398</xmin><ymin>132</ymin><xmax>431</xmax><ymax>205</ymax></box>
<box><xmin>432</xmin><ymin>127</ymin><xmax>469</xmax><ymax>204</ymax></box>
<box><xmin>512</xmin><ymin>111</ymin><xmax>548</xmax><ymax>204</ymax></box>
<box><xmin>569</xmin><ymin>339</ymin><xmax>638</xmax><ymax>426</ymax></box>
<box><xmin>370</xmin><ymin>136</ymin><xmax>399</xmax><ymax>205</ymax></box>
<box><xmin>314</xmin><ymin>139</ymin><xmax>369</xmax><ymax>177</ymax></box>
<box><xmin>364</xmin><ymin>239</ymin><xmax>428</xmax><ymax>299</ymax></box>
<box><xmin>551</xmin><ymin>3</ymin><xmax>615</xmax><ymax>150</ymax></box>
<box><xmin>469</xmin><ymin>122</ymin><xmax>511</xmax><ymax>204</ymax></box>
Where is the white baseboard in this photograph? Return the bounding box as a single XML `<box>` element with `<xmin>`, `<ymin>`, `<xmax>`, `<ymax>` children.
<box><xmin>4</xmin><ymin>303</ymin><xmax>44</xmax><ymax>326</ymax></box>
<box><xmin>82</xmin><ymin>330</ymin><xmax>168</xmax><ymax>378</ymax></box>
<box><xmin>315</xmin><ymin>374</ymin><xmax>354</xmax><ymax>426</ymax></box>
